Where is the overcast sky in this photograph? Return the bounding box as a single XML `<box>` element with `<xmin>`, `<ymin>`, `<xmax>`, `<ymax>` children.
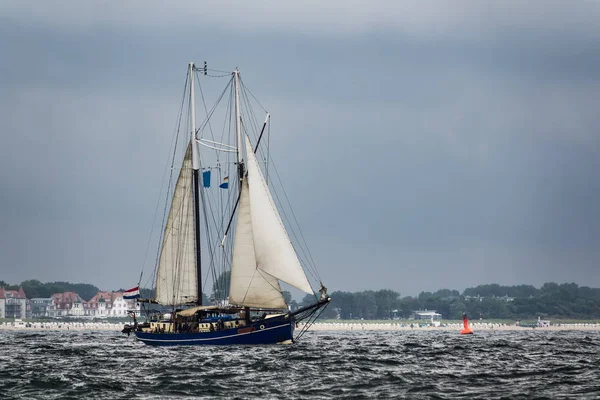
<box><xmin>1</xmin><ymin>1</ymin><xmax>599</xmax><ymax>296</ymax></box>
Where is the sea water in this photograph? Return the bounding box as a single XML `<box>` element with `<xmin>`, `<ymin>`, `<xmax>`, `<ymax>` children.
<box><xmin>0</xmin><ymin>329</ymin><xmax>598</xmax><ymax>399</ymax></box>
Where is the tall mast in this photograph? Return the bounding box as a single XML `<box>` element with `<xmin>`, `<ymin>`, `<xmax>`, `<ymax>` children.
<box><xmin>189</xmin><ymin>62</ymin><xmax>202</xmax><ymax>305</ymax></box>
<box><xmin>233</xmin><ymin>70</ymin><xmax>244</xmax><ymax>187</ymax></box>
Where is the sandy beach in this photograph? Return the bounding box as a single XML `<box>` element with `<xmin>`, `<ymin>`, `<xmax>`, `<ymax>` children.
<box><xmin>301</xmin><ymin>322</ymin><xmax>600</xmax><ymax>332</ymax></box>
<box><xmin>0</xmin><ymin>321</ymin><xmax>126</xmax><ymax>331</ymax></box>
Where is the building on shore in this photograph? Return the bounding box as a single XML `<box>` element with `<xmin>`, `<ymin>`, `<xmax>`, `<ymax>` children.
<box><xmin>29</xmin><ymin>298</ymin><xmax>53</xmax><ymax>318</ymax></box>
<box><xmin>411</xmin><ymin>310</ymin><xmax>442</xmax><ymax>320</ymax></box>
<box><xmin>1</xmin><ymin>288</ymin><xmax>141</xmax><ymax>319</ymax></box>
<box><xmin>47</xmin><ymin>291</ymin><xmax>140</xmax><ymax>317</ymax></box>
<box><xmin>48</xmin><ymin>292</ymin><xmax>86</xmax><ymax>318</ymax></box>
<box><xmin>0</xmin><ymin>287</ymin><xmax>28</xmax><ymax>319</ymax></box>
<box><xmin>86</xmin><ymin>292</ymin><xmax>140</xmax><ymax>317</ymax></box>
<box><xmin>538</xmin><ymin>316</ymin><xmax>550</xmax><ymax>327</ymax></box>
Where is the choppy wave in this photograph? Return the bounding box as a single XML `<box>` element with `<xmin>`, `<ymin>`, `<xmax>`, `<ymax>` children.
<box><xmin>0</xmin><ymin>329</ymin><xmax>598</xmax><ymax>399</ymax></box>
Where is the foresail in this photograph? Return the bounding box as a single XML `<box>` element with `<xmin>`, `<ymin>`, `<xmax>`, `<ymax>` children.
<box><xmin>155</xmin><ymin>143</ymin><xmax>198</xmax><ymax>305</ymax></box>
<box><xmin>229</xmin><ymin>178</ymin><xmax>287</xmax><ymax>309</ymax></box>
<box><xmin>244</xmin><ymin>136</ymin><xmax>313</xmax><ymax>294</ymax></box>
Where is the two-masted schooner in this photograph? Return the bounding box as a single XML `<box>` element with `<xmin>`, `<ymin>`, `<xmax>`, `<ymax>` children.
<box><xmin>123</xmin><ymin>63</ymin><xmax>330</xmax><ymax>345</ymax></box>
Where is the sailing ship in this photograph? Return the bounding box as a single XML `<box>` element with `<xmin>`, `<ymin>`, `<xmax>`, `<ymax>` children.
<box><xmin>123</xmin><ymin>63</ymin><xmax>330</xmax><ymax>345</ymax></box>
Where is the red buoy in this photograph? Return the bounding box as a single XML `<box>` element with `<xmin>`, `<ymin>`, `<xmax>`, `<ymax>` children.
<box><xmin>460</xmin><ymin>313</ymin><xmax>473</xmax><ymax>335</ymax></box>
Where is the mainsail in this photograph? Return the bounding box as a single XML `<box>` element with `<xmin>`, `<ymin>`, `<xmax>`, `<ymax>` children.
<box><xmin>228</xmin><ymin>135</ymin><xmax>313</xmax><ymax>308</ymax></box>
<box><xmin>155</xmin><ymin>143</ymin><xmax>198</xmax><ymax>305</ymax></box>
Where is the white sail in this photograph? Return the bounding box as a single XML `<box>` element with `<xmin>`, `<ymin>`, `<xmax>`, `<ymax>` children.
<box><xmin>244</xmin><ymin>136</ymin><xmax>313</xmax><ymax>294</ymax></box>
<box><xmin>229</xmin><ymin>178</ymin><xmax>287</xmax><ymax>309</ymax></box>
<box><xmin>155</xmin><ymin>143</ymin><xmax>198</xmax><ymax>305</ymax></box>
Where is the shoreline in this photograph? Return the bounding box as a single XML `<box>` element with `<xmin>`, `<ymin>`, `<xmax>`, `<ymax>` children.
<box><xmin>1</xmin><ymin>321</ymin><xmax>599</xmax><ymax>332</ymax></box>
<box><xmin>0</xmin><ymin>321</ymin><xmax>125</xmax><ymax>331</ymax></box>
<box><xmin>302</xmin><ymin>322</ymin><xmax>600</xmax><ymax>332</ymax></box>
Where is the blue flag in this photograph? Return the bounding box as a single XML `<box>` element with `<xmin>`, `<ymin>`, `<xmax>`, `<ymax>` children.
<box><xmin>202</xmin><ymin>171</ymin><xmax>211</xmax><ymax>188</ymax></box>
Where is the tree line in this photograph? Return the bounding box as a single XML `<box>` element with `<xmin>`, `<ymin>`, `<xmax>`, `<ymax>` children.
<box><xmin>0</xmin><ymin>280</ymin><xmax>101</xmax><ymax>302</ymax></box>
<box><xmin>300</xmin><ymin>283</ymin><xmax>600</xmax><ymax>320</ymax></box>
<box><xmin>2</xmin><ymin>279</ymin><xmax>599</xmax><ymax>319</ymax></box>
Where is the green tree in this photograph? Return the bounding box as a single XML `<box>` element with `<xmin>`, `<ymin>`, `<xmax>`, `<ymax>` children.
<box><xmin>300</xmin><ymin>293</ymin><xmax>317</xmax><ymax>306</ymax></box>
<box><xmin>374</xmin><ymin>289</ymin><xmax>400</xmax><ymax>319</ymax></box>
<box><xmin>0</xmin><ymin>281</ymin><xmax>19</xmax><ymax>290</ymax></box>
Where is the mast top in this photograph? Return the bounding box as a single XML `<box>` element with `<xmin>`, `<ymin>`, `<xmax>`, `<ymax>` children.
<box><xmin>233</xmin><ymin>68</ymin><xmax>243</xmax><ymax>169</ymax></box>
<box><xmin>189</xmin><ymin>63</ymin><xmax>199</xmax><ymax>170</ymax></box>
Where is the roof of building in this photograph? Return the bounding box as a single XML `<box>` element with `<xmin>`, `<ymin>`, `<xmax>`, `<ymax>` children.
<box><xmin>51</xmin><ymin>292</ymin><xmax>85</xmax><ymax>309</ymax></box>
<box><xmin>0</xmin><ymin>287</ymin><xmax>27</xmax><ymax>299</ymax></box>
<box><xmin>87</xmin><ymin>292</ymin><xmax>125</xmax><ymax>308</ymax></box>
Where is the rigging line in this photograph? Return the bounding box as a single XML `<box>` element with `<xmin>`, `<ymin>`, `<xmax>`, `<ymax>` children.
<box><xmin>203</xmin><ymin>68</ymin><xmax>234</xmax><ymax>75</ymax></box>
<box><xmin>197</xmin><ymin>156</ymin><xmax>219</xmax><ymax>300</ymax></box>
<box><xmin>199</xmin><ymin>177</ymin><xmax>221</xmax><ymax>301</ymax></box>
<box><xmin>217</xmin><ymin>114</ymin><xmax>264</xmax><ymax>244</ymax></box>
<box><xmin>196</xmin><ymin>72</ymin><xmax>233</xmax><ymax>160</ymax></box>
<box><xmin>222</xmin><ymin>81</ymin><xmax>234</xmax><ymax>154</ymax></box>
<box><xmin>239</xmin><ymin>269</ymin><xmax>258</xmax><ymax>306</ymax></box>
<box><xmin>200</xmin><ymin>184</ymin><xmax>229</xmax><ymax>300</ymax></box>
<box><xmin>266</xmin><ymin>117</ymin><xmax>271</xmax><ymax>185</ymax></box>
<box><xmin>198</xmin><ymin>82</ymin><xmax>234</xmax><ymax>298</ymax></box>
<box><xmin>195</xmin><ymin>77</ymin><xmax>235</xmax><ymax>301</ymax></box>
<box><xmin>240</xmin><ymin>84</ymin><xmax>264</xmax><ymax>156</ymax></box>
<box><xmin>240</xmin><ymin>78</ymin><xmax>268</xmax><ymax>114</ymax></box>
<box><xmin>191</xmin><ymin>64</ymin><xmax>232</xmax><ymax>77</ymax></box>
<box><xmin>217</xmin><ymin>87</ymin><xmax>234</xmax><ymax>269</ymax></box>
<box><xmin>219</xmin><ymin>86</ymin><xmax>270</xmax><ymax>242</ymax></box>
<box><xmin>200</xmin><ymin>161</ymin><xmax>233</xmax><ymax>255</ymax></box>
<box><xmin>195</xmin><ymin>77</ymin><xmax>228</xmax><ymax>303</ymax></box>
<box><xmin>197</xmin><ymin>75</ymin><xmax>233</xmax><ymax>142</ymax></box>
<box><xmin>240</xmin><ymin>81</ymin><xmax>269</xmax><ymax>179</ymax></box>
<box><xmin>208</xmin><ymin>240</ymin><xmax>231</xmax><ymax>298</ymax></box>
<box><xmin>216</xmin><ymin>88</ymin><xmax>234</xmax><ymax>162</ymax></box>
<box><xmin>151</xmin><ymin>71</ymin><xmax>189</xmax><ymax>296</ymax></box>
<box><xmin>214</xmin><ymin>85</ymin><xmax>235</xmax><ymax>275</ymax></box>
<box><xmin>238</xmin><ymin>82</ymin><xmax>273</xmax><ymax>197</ymax></box>
<box><xmin>239</xmin><ymin>83</ymin><xmax>259</xmax><ymax>136</ymax></box>
<box><xmin>295</xmin><ymin>304</ymin><xmax>328</xmax><ymax>342</ymax></box>
<box><xmin>198</xmin><ymin>163</ymin><xmax>236</xmax><ymax>300</ymax></box>
<box><xmin>204</xmin><ymin>73</ymin><xmax>231</xmax><ymax>78</ymax></box>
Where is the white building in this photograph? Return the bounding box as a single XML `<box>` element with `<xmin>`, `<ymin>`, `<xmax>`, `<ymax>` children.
<box><xmin>411</xmin><ymin>310</ymin><xmax>442</xmax><ymax>320</ymax></box>
<box><xmin>30</xmin><ymin>298</ymin><xmax>53</xmax><ymax>317</ymax></box>
<box><xmin>0</xmin><ymin>287</ymin><xmax>28</xmax><ymax>319</ymax></box>
<box><xmin>48</xmin><ymin>292</ymin><xmax>85</xmax><ymax>317</ymax></box>
<box><xmin>87</xmin><ymin>292</ymin><xmax>139</xmax><ymax>317</ymax></box>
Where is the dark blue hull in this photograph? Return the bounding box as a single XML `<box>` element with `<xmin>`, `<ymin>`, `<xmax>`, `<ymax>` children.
<box><xmin>135</xmin><ymin>315</ymin><xmax>294</xmax><ymax>346</ymax></box>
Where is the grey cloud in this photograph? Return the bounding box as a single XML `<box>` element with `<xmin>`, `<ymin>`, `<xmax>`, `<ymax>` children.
<box><xmin>2</xmin><ymin>0</ymin><xmax>599</xmax><ymax>39</ymax></box>
<box><xmin>0</xmin><ymin>2</ymin><xmax>599</xmax><ymax>294</ymax></box>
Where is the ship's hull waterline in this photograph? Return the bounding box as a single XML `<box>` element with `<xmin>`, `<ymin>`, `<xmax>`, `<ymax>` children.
<box><xmin>135</xmin><ymin>315</ymin><xmax>294</xmax><ymax>346</ymax></box>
